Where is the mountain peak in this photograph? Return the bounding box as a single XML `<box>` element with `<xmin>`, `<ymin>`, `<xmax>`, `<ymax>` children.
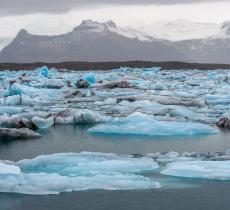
<box><xmin>105</xmin><ymin>20</ymin><xmax>117</xmax><ymax>28</ymax></box>
<box><xmin>73</xmin><ymin>20</ymin><xmax>117</xmax><ymax>33</ymax></box>
<box><xmin>16</xmin><ymin>29</ymin><xmax>30</xmax><ymax>39</ymax></box>
<box><xmin>221</xmin><ymin>21</ymin><xmax>230</xmax><ymax>35</ymax></box>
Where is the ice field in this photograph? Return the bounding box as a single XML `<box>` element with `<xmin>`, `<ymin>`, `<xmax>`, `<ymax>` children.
<box><xmin>1</xmin><ymin>66</ymin><xmax>230</xmax><ymax>193</ymax></box>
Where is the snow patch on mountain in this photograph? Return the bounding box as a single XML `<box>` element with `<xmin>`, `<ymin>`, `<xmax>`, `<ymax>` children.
<box><xmin>136</xmin><ymin>20</ymin><xmax>220</xmax><ymax>41</ymax></box>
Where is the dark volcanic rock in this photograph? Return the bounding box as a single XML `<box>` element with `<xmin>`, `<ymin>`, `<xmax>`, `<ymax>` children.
<box><xmin>0</xmin><ymin>128</ymin><xmax>41</xmax><ymax>139</ymax></box>
<box><xmin>103</xmin><ymin>80</ymin><xmax>132</xmax><ymax>89</ymax></box>
<box><xmin>76</xmin><ymin>79</ymin><xmax>90</xmax><ymax>88</ymax></box>
<box><xmin>216</xmin><ymin>118</ymin><xmax>230</xmax><ymax>129</ymax></box>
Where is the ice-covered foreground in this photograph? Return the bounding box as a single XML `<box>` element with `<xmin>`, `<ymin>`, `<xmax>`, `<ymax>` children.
<box><xmin>0</xmin><ymin>66</ymin><xmax>226</xmax><ymax>137</ymax></box>
<box><xmin>0</xmin><ymin>152</ymin><xmax>159</xmax><ymax>195</ymax></box>
<box><xmin>2</xmin><ymin>151</ymin><xmax>230</xmax><ymax>195</ymax></box>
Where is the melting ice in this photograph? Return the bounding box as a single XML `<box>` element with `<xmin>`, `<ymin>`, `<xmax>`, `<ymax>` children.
<box><xmin>0</xmin><ymin>152</ymin><xmax>160</xmax><ymax>195</ymax></box>
<box><xmin>89</xmin><ymin>112</ymin><xmax>218</xmax><ymax>136</ymax></box>
<box><xmin>161</xmin><ymin>161</ymin><xmax>230</xmax><ymax>180</ymax></box>
<box><xmin>1</xmin><ymin>66</ymin><xmax>229</xmax><ymax>137</ymax></box>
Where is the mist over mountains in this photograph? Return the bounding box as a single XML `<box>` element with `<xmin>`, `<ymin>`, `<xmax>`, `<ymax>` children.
<box><xmin>1</xmin><ymin>20</ymin><xmax>230</xmax><ymax>64</ymax></box>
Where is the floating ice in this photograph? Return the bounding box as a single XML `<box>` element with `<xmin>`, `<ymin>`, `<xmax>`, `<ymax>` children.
<box><xmin>161</xmin><ymin>161</ymin><xmax>230</xmax><ymax>180</ymax></box>
<box><xmin>0</xmin><ymin>94</ymin><xmax>33</xmax><ymax>106</ymax></box>
<box><xmin>0</xmin><ymin>128</ymin><xmax>41</xmax><ymax>139</ymax></box>
<box><xmin>55</xmin><ymin>109</ymin><xmax>107</xmax><ymax>124</ymax></box>
<box><xmin>1</xmin><ymin>67</ymin><xmax>230</xmax><ymax>138</ymax></box>
<box><xmin>31</xmin><ymin>117</ymin><xmax>54</xmax><ymax>129</ymax></box>
<box><xmin>88</xmin><ymin>112</ymin><xmax>219</xmax><ymax>136</ymax></box>
<box><xmin>0</xmin><ymin>162</ymin><xmax>21</xmax><ymax>175</ymax></box>
<box><xmin>6</xmin><ymin>83</ymin><xmax>37</xmax><ymax>97</ymax></box>
<box><xmin>83</xmin><ymin>73</ymin><xmax>96</xmax><ymax>84</ymax></box>
<box><xmin>38</xmin><ymin>79</ymin><xmax>65</xmax><ymax>89</ymax></box>
<box><xmin>38</xmin><ymin>66</ymin><xmax>49</xmax><ymax>78</ymax></box>
<box><xmin>0</xmin><ymin>152</ymin><xmax>160</xmax><ymax>194</ymax></box>
<box><xmin>0</xmin><ymin>106</ymin><xmax>23</xmax><ymax>115</ymax></box>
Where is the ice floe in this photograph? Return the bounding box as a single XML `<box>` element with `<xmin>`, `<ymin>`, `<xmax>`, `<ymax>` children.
<box><xmin>161</xmin><ymin>161</ymin><xmax>230</xmax><ymax>180</ymax></box>
<box><xmin>31</xmin><ymin>117</ymin><xmax>54</xmax><ymax>129</ymax></box>
<box><xmin>88</xmin><ymin>112</ymin><xmax>218</xmax><ymax>136</ymax></box>
<box><xmin>0</xmin><ymin>152</ymin><xmax>160</xmax><ymax>194</ymax></box>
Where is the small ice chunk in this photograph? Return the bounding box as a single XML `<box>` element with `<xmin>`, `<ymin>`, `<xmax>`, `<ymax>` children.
<box><xmin>55</xmin><ymin>109</ymin><xmax>107</xmax><ymax>124</ymax></box>
<box><xmin>38</xmin><ymin>66</ymin><xmax>49</xmax><ymax>78</ymax></box>
<box><xmin>161</xmin><ymin>161</ymin><xmax>230</xmax><ymax>180</ymax></box>
<box><xmin>83</xmin><ymin>73</ymin><xmax>96</xmax><ymax>84</ymax></box>
<box><xmin>32</xmin><ymin>117</ymin><xmax>54</xmax><ymax>129</ymax></box>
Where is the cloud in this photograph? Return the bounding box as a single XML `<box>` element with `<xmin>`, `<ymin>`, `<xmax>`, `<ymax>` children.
<box><xmin>0</xmin><ymin>0</ymin><xmax>229</xmax><ymax>16</ymax></box>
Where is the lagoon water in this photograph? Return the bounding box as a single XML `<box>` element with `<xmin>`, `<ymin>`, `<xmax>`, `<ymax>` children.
<box><xmin>1</xmin><ymin>125</ymin><xmax>230</xmax><ymax>210</ymax></box>
<box><xmin>0</xmin><ymin>125</ymin><xmax>230</xmax><ymax>161</ymax></box>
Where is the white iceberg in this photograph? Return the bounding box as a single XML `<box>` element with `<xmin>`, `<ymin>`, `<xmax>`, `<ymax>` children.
<box><xmin>0</xmin><ymin>152</ymin><xmax>160</xmax><ymax>195</ymax></box>
<box><xmin>74</xmin><ymin>109</ymin><xmax>107</xmax><ymax>124</ymax></box>
<box><xmin>88</xmin><ymin>112</ymin><xmax>219</xmax><ymax>136</ymax></box>
<box><xmin>55</xmin><ymin>109</ymin><xmax>107</xmax><ymax>124</ymax></box>
<box><xmin>0</xmin><ymin>94</ymin><xmax>34</xmax><ymax>106</ymax></box>
<box><xmin>161</xmin><ymin>161</ymin><xmax>230</xmax><ymax>180</ymax></box>
<box><xmin>31</xmin><ymin>117</ymin><xmax>54</xmax><ymax>129</ymax></box>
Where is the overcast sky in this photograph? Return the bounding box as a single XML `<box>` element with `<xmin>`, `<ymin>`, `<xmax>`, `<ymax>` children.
<box><xmin>0</xmin><ymin>0</ymin><xmax>230</xmax><ymax>48</ymax></box>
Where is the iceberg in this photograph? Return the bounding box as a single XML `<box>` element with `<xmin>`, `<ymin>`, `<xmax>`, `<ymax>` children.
<box><xmin>88</xmin><ymin>112</ymin><xmax>219</xmax><ymax>136</ymax></box>
<box><xmin>55</xmin><ymin>109</ymin><xmax>107</xmax><ymax>124</ymax></box>
<box><xmin>74</xmin><ymin>109</ymin><xmax>107</xmax><ymax>124</ymax></box>
<box><xmin>38</xmin><ymin>79</ymin><xmax>65</xmax><ymax>89</ymax></box>
<box><xmin>0</xmin><ymin>106</ymin><xmax>23</xmax><ymax>115</ymax></box>
<box><xmin>83</xmin><ymin>73</ymin><xmax>96</xmax><ymax>84</ymax></box>
<box><xmin>0</xmin><ymin>152</ymin><xmax>160</xmax><ymax>195</ymax></box>
<box><xmin>38</xmin><ymin>66</ymin><xmax>49</xmax><ymax>78</ymax></box>
<box><xmin>0</xmin><ymin>94</ymin><xmax>33</xmax><ymax>106</ymax></box>
<box><xmin>0</xmin><ymin>128</ymin><xmax>41</xmax><ymax>139</ymax></box>
<box><xmin>6</xmin><ymin>83</ymin><xmax>37</xmax><ymax>97</ymax></box>
<box><xmin>31</xmin><ymin>117</ymin><xmax>54</xmax><ymax>129</ymax></box>
<box><xmin>161</xmin><ymin>161</ymin><xmax>230</xmax><ymax>180</ymax></box>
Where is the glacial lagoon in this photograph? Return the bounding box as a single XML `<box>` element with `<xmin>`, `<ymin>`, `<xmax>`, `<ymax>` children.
<box><xmin>1</xmin><ymin>66</ymin><xmax>230</xmax><ymax>209</ymax></box>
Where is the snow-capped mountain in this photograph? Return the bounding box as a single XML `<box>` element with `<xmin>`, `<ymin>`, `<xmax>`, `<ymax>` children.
<box><xmin>172</xmin><ymin>21</ymin><xmax>230</xmax><ymax>64</ymax></box>
<box><xmin>209</xmin><ymin>21</ymin><xmax>230</xmax><ymax>39</ymax></box>
<box><xmin>1</xmin><ymin>19</ymin><xmax>230</xmax><ymax>64</ymax></box>
<box><xmin>136</xmin><ymin>20</ymin><xmax>220</xmax><ymax>41</ymax></box>
<box><xmin>0</xmin><ymin>20</ymin><xmax>186</xmax><ymax>63</ymax></box>
<box><xmin>73</xmin><ymin>20</ymin><xmax>153</xmax><ymax>42</ymax></box>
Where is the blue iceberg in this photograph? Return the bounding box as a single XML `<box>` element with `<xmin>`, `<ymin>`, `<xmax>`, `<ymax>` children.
<box><xmin>0</xmin><ymin>152</ymin><xmax>160</xmax><ymax>195</ymax></box>
<box><xmin>83</xmin><ymin>73</ymin><xmax>96</xmax><ymax>84</ymax></box>
<box><xmin>38</xmin><ymin>66</ymin><xmax>49</xmax><ymax>78</ymax></box>
<box><xmin>88</xmin><ymin>112</ymin><xmax>219</xmax><ymax>136</ymax></box>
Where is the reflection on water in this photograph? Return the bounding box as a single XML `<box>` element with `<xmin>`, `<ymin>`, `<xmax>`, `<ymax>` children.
<box><xmin>0</xmin><ymin>124</ymin><xmax>230</xmax><ymax>161</ymax></box>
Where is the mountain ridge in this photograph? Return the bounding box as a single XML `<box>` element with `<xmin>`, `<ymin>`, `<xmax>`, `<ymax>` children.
<box><xmin>0</xmin><ymin>20</ymin><xmax>230</xmax><ymax>64</ymax></box>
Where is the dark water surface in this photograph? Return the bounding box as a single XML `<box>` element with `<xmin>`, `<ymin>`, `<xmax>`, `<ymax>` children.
<box><xmin>0</xmin><ymin>125</ymin><xmax>230</xmax><ymax>161</ymax></box>
<box><xmin>1</xmin><ymin>182</ymin><xmax>230</xmax><ymax>210</ymax></box>
<box><xmin>1</xmin><ymin>125</ymin><xmax>230</xmax><ymax>210</ymax></box>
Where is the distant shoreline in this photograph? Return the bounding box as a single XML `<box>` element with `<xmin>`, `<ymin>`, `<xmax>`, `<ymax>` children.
<box><xmin>1</xmin><ymin>61</ymin><xmax>230</xmax><ymax>71</ymax></box>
